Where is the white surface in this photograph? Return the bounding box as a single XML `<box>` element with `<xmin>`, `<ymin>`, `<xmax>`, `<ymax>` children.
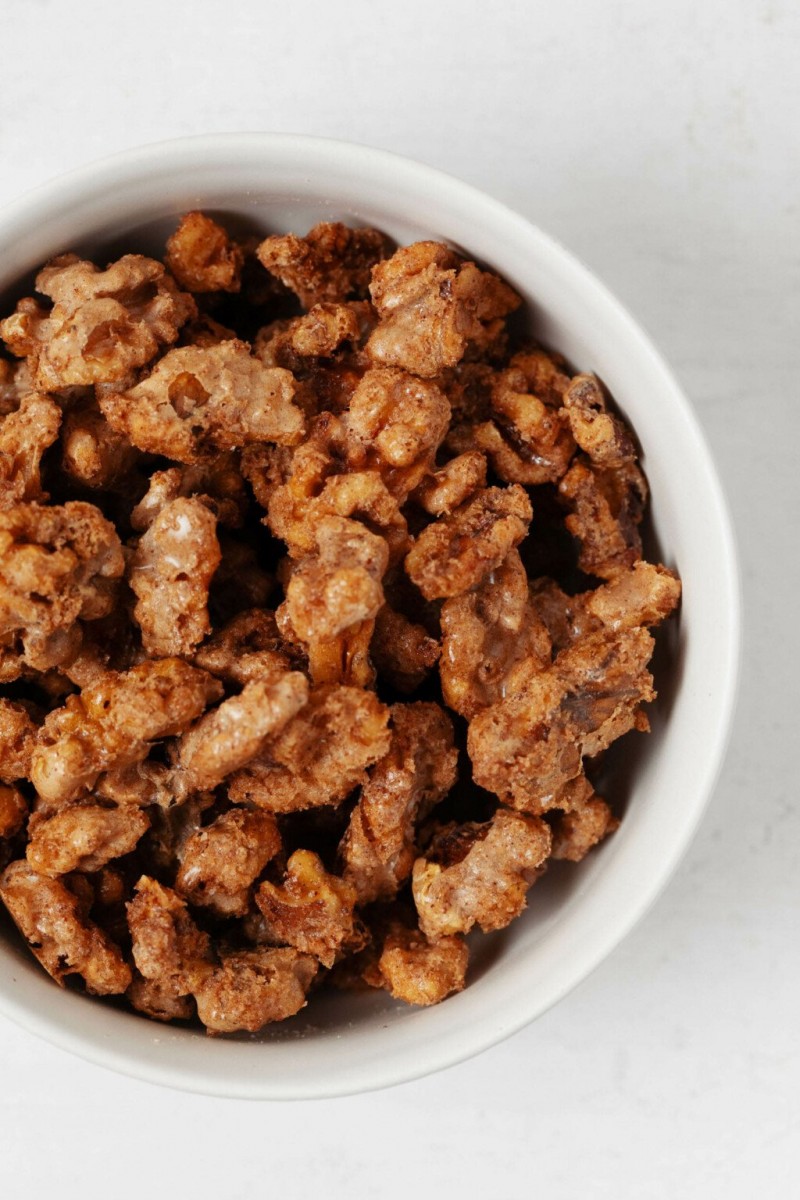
<box><xmin>0</xmin><ymin>0</ymin><xmax>796</xmax><ymax>1191</ymax></box>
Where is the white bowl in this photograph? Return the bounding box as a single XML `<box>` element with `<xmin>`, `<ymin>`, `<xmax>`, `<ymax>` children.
<box><xmin>0</xmin><ymin>134</ymin><xmax>740</xmax><ymax>1099</ymax></box>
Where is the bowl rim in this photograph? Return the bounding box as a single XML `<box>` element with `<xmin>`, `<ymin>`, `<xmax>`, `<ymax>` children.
<box><xmin>0</xmin><ymin>132</ymin><xmax>741</xmax><ymax>1100</ymax></box>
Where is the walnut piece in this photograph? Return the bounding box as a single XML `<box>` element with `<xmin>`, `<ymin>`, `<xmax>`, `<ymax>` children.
<box><xmin>228</xmin><ymin>685</ymin><xmax>390</xmax><ymax>813</ymax></box>
<box><xmin>559</xmin><ymin>457</ymin><xmax>647</xmax><ymax>580</ymax></box>
<box><xmin>256</xmin><ymin>221</ymin><xmax>391</xmax><ymax>308</ymax></box>
<box><xmin>100</xmin><ymin>340</ymin><xmax>303</xmax><ymax>463</ymax></box>
<box><xmin>0</xmin><ymin>253</ymin><xmax>195</xmax><ymax>388</ymax></box>
<box><xmin>0</xmin><ymin>785</ymin><xmax>27</xmax><ymax>839</ymax></box>
<box><xmin>344</xmin><ymin>368</ymin><xmax>451</xmax><ymax>502</ymax></box>
<box><xmin>252</xmin><ymin>413</ymin><xmax>408</xmax><ymax>562</ymax></box>
<box><xmin>60</xmin><ymin>403</ymin><xmax>139</xmax><ymax>490</ymax></box>
<box><xmin>0</xmin><ymin>860</ymin><xmax>131</xmax><ymax>993</ymax></box>
<box><xmin>31</xmin><ymin>659</ymin><xmax>221</xmax><ymax>807</ymax></box>
<box><xmin>165</xmin><ymin>211</ymin><xmax>243</xmax><ymax>294</ymax></box>
<box><xmin>176</xmin><ymin>808</ymin><xmax>282</xmax><ymax>917</ymax></box>
<box><xmin>194</xmin><ymin>946</ymin><xmax>318</xmax><ymax>1034</ymax></box>
<box><xmin>0</xmin><ymin>501</ymin><xmax>124</xmax><ymax>648</ymax></box>
<box><xmin>26</xmin><ymin>803</ymin><xmax>150</xmax><ymax>876</ymax></box>
<box><xmin>562</xmin><ymin>374</ymin><xmax>636</xmax><ymax>468</ymax></box>
<box><xmin>440</xmin><ymin>550</ymin><xmax>552</xmax><ymax>719</ymax></box>
<box><xmin>340</xmin><ymin>702</ymin><xmax>457</xmax><ymax>904</ymax></box>
<box><xmin>370</xmin><ymin>604</ymin><xmax>440</xmax><ymax>694</ymax></box>
<box><xmin>413</xmin><ymin>450</ymin><xmax>487</xmax><ymax>516</ymax></box>
<box><xmin>0</xmin><ymin>392</ymin><xmax>61</xmax><ymax>508</ymax></box>
<box><xmin>129</xmin><ymin>497</ymin><xmax>222</xmax><ymax>658</ymax></box>
<box><xmin>412</xmin><ymin>810</ymin><xmax>552</xmax><ymax>937</ymax></box>
<box><xmin>282</xmin><ymin>515</ymin><xmax>388</xmax><ymax>687</ymax></box>
<box><xmin>256</xmin><ymin>849</ymin><xmax>358</xmax><ymax>967</ymax></box>
<box><xmin>176</xmin><ymin>671</ymin><xmax>309</xmax><ymax>793</ymax></box>
<box><xmin>192</xmin><ymin>608</ymin><xmax>295</xmax><ymax>686</ymax></box>
<box><xmin>366</xmin><ymin>241</ymin><xmax>520</xmax><ymax>377</ymax></box>
<box><xmin>467</xmin><ymin>627</ymin><xmax>656</xmax><ymax>811</ymax></box>
<box><xmin>378</xmin><ymin>924</ymin><xmax>468</xmax><ymax>1006</ymax></box>
<box><xmin>470</xmin><ymin>352</ymin><xmax>576</xmax><ymax>485</ymax></box>
<box><xmin>405</xmin><ymin>484</ymin><xmax>532</xmax><ymax>600</ymax></box>
<box><xmin>127</xmin><ymin>875</ymin><xmax>212</xmax><ymax>998</ymax></box>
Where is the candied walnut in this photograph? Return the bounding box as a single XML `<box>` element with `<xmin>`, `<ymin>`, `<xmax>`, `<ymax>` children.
<box><xmin>0</xmin><ymin>785</ymin><xmax>27</xmax><ymax>838</ymax></box>
<box><xmin>256</xmin><ymin>221</ymin><xmax>391</xmax><ymax>308</ymax></box>
<box><xmin>0</xmin><ymin>502</ymin><xmax>124</xmax><ymax>647</ymax></box>
<box><xmin>378</xmin><ymin>924</ymin><xmax>468</xmax><ymax>1006</ymax></box>
<box><xmin>559</xmin><ymin>457</ymin><xmax>647</xmax><ymax>580</ymax></box>
<box><xmin>127</xmin><ymin>972</ymin><xmax>194</xmax><ymax>1022</ymax></box>
<box><xmin>256</xmin><ymin>849</ymin><xmax>357</xmax><ymax>967</ymax></box>
<box><xmin>31</xmin><ymin>659</ymin><xmax>222</xmax><ymax>808</ymax></box>
<box><xmin>129</xmin><ymin>497</ymin><xmax>221</xmax><ymax>658</ymax></box>
<box><xmin>528</xmin><ymin>578</ymin><xmax>593</xmax><ymax>652</ymax></box>
<box><xmin>413</xmin><ymin>450</ymin><xmax>487</xmax><ymax>516</ymax></box>
<box><xmin>412</xmin><ymin>809</ymin><xmax>551</xmax><ymax>938</ymax></box>
<box><xmin>127</xmin><ymin>875</ymin><xmax>212</xmax><ymax>997</ymax></box>
<box><xmin>165</xmin><ymin>211</ymin><xmax>243</xmax><ymax>294</ymax></box>
<box><xmin>584</xmin><ymin>560</ymin><xmax>681</xmax><ymax>630</ymax></box>
<box><xmin>340</xmin><ymin>703</ymin><xmax>457</xmax><ymax>904</ymax></box>
<box><xmin>176</xmin><ymin>808</ymin><xmax>281</xmax><ymax>917</ymax></box>
<box><xmin>548</xmin><ymin>774</ymin><xmax>618</xmax><ymax>862</ymax></box>
<box><xmin>0</xmin><ymin>392</ymin><xmax>61</xmax><ymax>508</ymax></box>
<box><xmin>0</xmin><ymin>698</ymin><xmax>38</xmax><ymax>782</ymax></box>
<box><xmin>467</xmin><ymin>627</ymin><xmax>656</xmax><ymax>812</ymax></box>
<box><xmin>440</xmin><ymin>550</ymin><xmax>552</xmax><ymax>719</ymax></box>
<box><xmin>60</xmin><ymin>402</ymin><xmax>139</xmax><ymax>490</ymax></box>
<box><xmin>468</xmin><ymin>355</ymin><xmax>576</xmax><ymax>485</ymax></box>
<box><xmin>370</xmin><ymin>604</ymin><xmax>440</xmax><ymax>694</ymax></box>
<box><xmin>562</xmin><ymin>374</ymin><xmax>636</xmax><ymax>468</ymax></box>
<box><xmin>504</xmin><ymin>347</ymin><xmax>572</xmax><ymax>404</ymax></box>
<box><xmin>250</xmin><ymin>413</ymin><xmax>408</xmax><ymax>562</ymax></box>
<box><xmin>100</xmin><ymin>340</ymin><xmax>303</xmax><ymax>463</ymax></box>
<box><xmin>130</xmin><ymin>457</ymin><xmax>248</xmax><ymax>531</ymax></box>
<box><xmin>344</xmin><ymin>368</ymin><xmax>451</xmax><ymax>501</ymax></box>
<box><xmin>256</xmin><ymin>303</ymin><xmax>362</xmax><ymax>366</ymax></box>
<box><xmin>228</xmin><ymin>684</ymin><xmax>390</xmax><ymax>813</ymax></box>
<box><xmin>0</xmin><ymin>860</ymin><xmax>131</xmax><ymax>993</ymax></box>
<box><xmin>282</xmin><ymin>516</ymin><xmax>388</xmax><ymax>687</ymax></box>
<box><xmin>0</xmin><ymin>254</ymin><xmax>196</xmax><ymax>388</ymax></box>
<box><xmin>193</xmin><ymin>608</ymin><xmax>294</xmax><ymax>686</ymax></box>
<box><xmin>176</xmin><ymin>672</ymin><xmax>309</xmax><ymax>793</ymax></box>
<box><xmin>194</xmin><ymin>946</ymin><xmax>318</xmax><ymax>1034</ymax></box>
<box><xmin>95</xmin><ymin>759</ymin><xmax>175</xmax><ymax>809</ymax></box>
<box><xmin>26</xmin><ymin>803</ymin><xmax>149</xmax><ymax>876</ymax></box>
<box><xmin>366</xmin><ymin>241</ymin><xmax>520</xmax><ymax>378</ymax></box>
<box><xmin>405</xmin><ymin>484</ymin><xmax>532</xmax><ymax>601</ymax></box>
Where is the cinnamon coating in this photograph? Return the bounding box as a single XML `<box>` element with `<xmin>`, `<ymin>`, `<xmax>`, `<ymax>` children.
<box><xmin>0</xmin><ymin>392</ymin><xmax>61</xmax><ymax>508</ymax></box>
<box><xmin>129</xmin><ymin>497</ymin><xmax>222</xmax><ymax>658</ymax></box>
<box><xmin>0</xmin><ymin>860</ymin><xmax>131</xmax><ymax>994</ymax></box>
<box><xmin>0</xmin><ymin>253</ymin><xmax>195</xmax><ymax>388</ymax></box>
<box><xmin>257</xmin><ymin>221</ymin><xmax>391</xmax><ymax>308</ymax></box>
<box><xmin>412</xmin><ymin>810</ymin><xmax>552</xmax><ymax>937</ymax></box>
<box><xmin>100</xmin><ymin>340</ymin><xmax>304</xmax><ymax>463</ymax></box>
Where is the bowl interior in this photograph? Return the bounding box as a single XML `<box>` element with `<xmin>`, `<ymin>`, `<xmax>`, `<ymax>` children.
<box><xmin>0</xmin><ymin>136</ymin><xmax>739</xmax><ymax>1098</ymax></box>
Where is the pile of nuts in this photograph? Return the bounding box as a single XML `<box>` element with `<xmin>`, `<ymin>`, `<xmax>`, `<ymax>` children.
<box><xmin>0</xmin><ymin>213</ymin><xmax>679</xmax><ymax>1032</ymax></box>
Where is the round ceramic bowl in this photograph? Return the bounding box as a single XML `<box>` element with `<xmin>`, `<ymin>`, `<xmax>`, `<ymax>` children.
<box><xmin>0</xmin><ymin>134</ymin><xmax>740</xmax><ymax>1099</ymax></box>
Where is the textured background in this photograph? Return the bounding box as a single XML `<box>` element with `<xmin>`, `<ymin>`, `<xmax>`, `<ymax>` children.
<box><xmin>1</xmin><ymin>1</ymin><xmax>797</xmax><ymax>1194</ymax></box>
